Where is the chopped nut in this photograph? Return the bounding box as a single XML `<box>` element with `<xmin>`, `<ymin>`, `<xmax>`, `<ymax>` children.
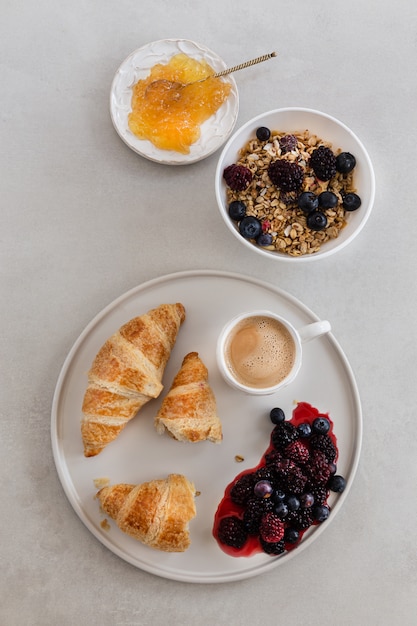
<box><xmin>235</xmin><ymin>455</ymin><xmax>245</xmax><ymax>463</ymax></box>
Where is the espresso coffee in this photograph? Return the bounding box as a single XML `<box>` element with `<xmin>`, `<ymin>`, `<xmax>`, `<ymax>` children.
<box><xmin>224</xmin><ymin>315</ymin><xmax>296</xmax><ymax>389</ymax></box>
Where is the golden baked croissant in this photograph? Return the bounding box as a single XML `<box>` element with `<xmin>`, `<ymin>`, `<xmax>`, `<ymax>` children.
<box><xmin>155</xmin><ymin>351</ymin><xmax>222</xmax><ymax>443</ymax></box>
<box><xmin>97</xmin><ymin>474</ymin><xmax>196</xmax><ymax>552</ymax></box>
<box><xmin>81</xmin><ymin>303</ymin><xmax>186</xmax><ymax>457</ymax></box>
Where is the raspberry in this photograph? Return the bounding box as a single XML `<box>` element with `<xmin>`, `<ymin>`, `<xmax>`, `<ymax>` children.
<box><xmin>279</xmin><ymin>134</ymin><xmax>298</xmax><ymax>153</ymax></box>
<box><xmin>309</xmin><ymin>146</ymin><xmax>336</xmax><ymax>181</ymax></box>
<box><xmin>284</xmin><ymin>440</ymin><xmax>310</xmax><ymax>464</ymax></box>
<box><xmin>305</xmin><ymin>450</ymin><xmax>332</xmax><ymax>485</ymax></box>
<box><xmin>259</xmin><ymin>512</ymin><xmax>285</xmax><ymax>543</ymax></box>
<box><xmin>310</xmin><ymin>434</ymin><xmax>337</xmax><ymax>462</ymax></box>
<box><xmin>260</xmin><ymin>538</ymin><xmax>285</xmax><ymax>555</ymax></box>
<box><xmin>230</xmin><ymin>473</ymin><xmax>257</xmax><ymax>506</ymax></box>
<box><xmin>274</xmin><ymin>458</ymin><xmax>307</xmax><ymax>494</ymax></box>
<box><xmin>223</xmin><ymin>164</ymin><xmax>252</xmax><ymax>191</ymax></box>
<box><xmin>268</xmin><ymin>159</ymin><xmax>304</xmax><ymax>192</ymax></box>
<box><xmin>217</xmin><ymin>516</ymin><xmax>247</xmax><ymax>549</ymax></box>
<box><xmin>271</xmin><ymin>421</ymin><xmax>299</xmax><ymax>450</ymax></box>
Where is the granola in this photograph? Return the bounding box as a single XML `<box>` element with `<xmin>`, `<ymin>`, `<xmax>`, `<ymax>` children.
<box><xmin>225</xmin><ymin>130</ymin><xmax>357</xmax><ymax>256</ymax></box>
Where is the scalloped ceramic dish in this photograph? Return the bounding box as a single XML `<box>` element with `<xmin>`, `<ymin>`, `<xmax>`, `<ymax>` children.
<box><xmin>110</xmin><ymin>39</ymin><xmax>239</xmax><ymax>165</ymax></box>
<box><xmin>215</xmin><ymin>108</ymin><xmax>375</xmax><ymax>261</ymax></box>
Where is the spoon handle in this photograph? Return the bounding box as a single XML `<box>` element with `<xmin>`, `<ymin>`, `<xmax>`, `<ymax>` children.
<box><xmin>213</xmin><ymin>52</ymin><xmax>277</xmax><ymax>78</ymax></box>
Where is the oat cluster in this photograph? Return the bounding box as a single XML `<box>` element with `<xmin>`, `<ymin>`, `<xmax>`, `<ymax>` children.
<box><xmin>225</xmin><ymin>130</ymin><xmax>357</xmax><ymax>256</ymax></box>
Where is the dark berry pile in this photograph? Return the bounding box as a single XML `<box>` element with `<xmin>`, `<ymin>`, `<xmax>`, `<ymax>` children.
<box><xmin>214</xmin><ymin>403</ymin><xmax>346</xmax><ymax>557</ymax></box>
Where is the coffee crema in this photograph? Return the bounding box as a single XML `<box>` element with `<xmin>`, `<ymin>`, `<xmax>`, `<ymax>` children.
<box><xmin>224</xmin><ymin>316</ymin><xmax>296</xmax><ymax>389</ymax></box>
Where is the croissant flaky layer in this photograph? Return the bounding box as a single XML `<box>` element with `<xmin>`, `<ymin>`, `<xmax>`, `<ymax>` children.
<box><xmin>155</xmin><ymin>351</ymin><xmax>222</xmax><ymax>443</ymax></box>
<box><xmin>81</xmin><ymin>303</ymin><xmax>186</xmax><ymax>457</ymax></box>
<box><xmin>97</xmin><ymin>474</ymin><xmax>196</xmax><ymax>552</ymax></box>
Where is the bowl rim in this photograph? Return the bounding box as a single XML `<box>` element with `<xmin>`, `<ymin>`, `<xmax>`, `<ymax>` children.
<box><xmin>215</xmin><ymin>107</ymin><xmax>376</xmax><ymax>262</ymax></box>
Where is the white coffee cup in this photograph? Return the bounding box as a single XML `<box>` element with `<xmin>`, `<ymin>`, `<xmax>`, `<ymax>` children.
<box><xmin>216</xmin><ymin>310</ymin><xmax>331</xmax><ymax>395</ymax></box>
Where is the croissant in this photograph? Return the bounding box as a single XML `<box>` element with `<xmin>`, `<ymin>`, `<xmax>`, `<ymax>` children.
<box><xmin>97</xmin><ymin>474</ymin><xmax>196</xmax><ymax>552</ymax></box>
<box><xmin>81</xmin><ymin>303</ymin><xmax>186</xmax><ymax>457</ymax></box>
<box><xmin>155</xmin><ymin>351</ymin><xmax>222</xmax><ymax>443</ymax></box>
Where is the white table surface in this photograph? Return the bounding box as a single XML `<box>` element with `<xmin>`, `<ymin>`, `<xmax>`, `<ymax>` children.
<box><xmin>2</xmin><ymin>1</ymin><xmax>417</xmax><ymax>624</ymax></box>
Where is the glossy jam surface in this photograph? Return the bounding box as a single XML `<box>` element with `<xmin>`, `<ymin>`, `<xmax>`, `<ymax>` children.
<box><xmin>213</xmin><ymin>402</ymin><xmax>339</xmax><ymax>558</ymax></box>
<box><xmin>128</xmin><ymin>54</ymin><xmax>232</xmax><ymax>154</ymax></box>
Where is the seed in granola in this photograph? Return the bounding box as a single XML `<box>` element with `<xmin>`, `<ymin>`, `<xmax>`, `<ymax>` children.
<box><xmin>309</xmin><ymin>146</ymin><xmax>337</xmax><ymax>181</ymax></box>
<box><xmin>268</xmin><ymin>160</ymin><xmax>304</xmax><ymax>192</ymax></box>
<box><xmin>342</xmin><ymin>192</ymin><xmax>362</xmax><ymax>211</ymax></box>
<box><xmin>223</xmin><ymin>164</ymin><xmax>253</xmax><ymax>191</ymax></box>
<box><xmin>307</xmin><ymin>211</ymin><xmax>328</xmax><ymax>231</ymax></box>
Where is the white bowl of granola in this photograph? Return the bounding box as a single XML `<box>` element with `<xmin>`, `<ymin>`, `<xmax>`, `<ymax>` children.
<box><xmin>215</xmin><ymin>108</ymin><xmax>375</xmax><ymax>261</ymax></box>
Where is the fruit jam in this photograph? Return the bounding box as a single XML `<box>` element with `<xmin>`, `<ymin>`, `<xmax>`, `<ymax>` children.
<box><xmin>128</xmin><ymin>53</ymin><xmax>231</xmax><ymax>154</ymax></box>
<box><xmin>213</xmin><ymin>402</ymin><xmax>341</xmax><ymax>558</ymax></box>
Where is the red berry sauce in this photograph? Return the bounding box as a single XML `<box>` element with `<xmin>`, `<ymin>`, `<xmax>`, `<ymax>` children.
<box><xmin>213</xmin><ymin>402</ymin><xmax>339</xmax><ymax>557</ymax></box>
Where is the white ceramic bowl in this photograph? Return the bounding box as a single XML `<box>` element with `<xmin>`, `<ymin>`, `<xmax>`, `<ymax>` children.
<box><xmin>110</xmin><ymin>39</ymin><xmax>239</xmax><ymax>165</ymax></box>
<box><xmin>215</xmin><ymin>108</ymin><xmax>375</xmax><ymax>261</ymax></box>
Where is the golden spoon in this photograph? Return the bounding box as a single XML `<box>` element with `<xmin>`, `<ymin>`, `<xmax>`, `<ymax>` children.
<box><xmin>145</xmin><ymin>51</ymin><xmax>277</xmax><ymax>96</ymax></box>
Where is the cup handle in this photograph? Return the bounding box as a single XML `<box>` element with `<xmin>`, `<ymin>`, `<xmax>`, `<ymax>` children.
<box><xmin>298</xmin><ymin>320</ymin><xmax>331</xmax><ymax>344</ymax></box>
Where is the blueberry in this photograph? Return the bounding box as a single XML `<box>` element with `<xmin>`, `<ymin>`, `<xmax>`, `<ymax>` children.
<box><xmin>270</xmin><ymin>407</ymin><xmax>285</xmax><ymax>424</ymax></box>
<box><xmin>300</xmin><ymin>493</ymin><xmax>314</xmax><ymax>508</ymax></box>
<box><xmin>274</xmin><ymin>501</ymin><xmax>289</xmax><ymax>519</ymax></box>
<box><xmin>336</xmin><ymin>152</ymin><xmax>356</xmax><ymax>174</ymax></box>
<box><xmin>312</xmin><ymin>416</ymin><xmax>331</xmax><ymax>435</ymax></box>
<box><xmin>306</xmin><ymin>211</ymin><xmax>328</xmax><ymax>231</ymax></box>
<box><xmin>239</xmin><ymin>216</ymin><xmax>262</xmax><ymax>239</ymax></box>
<box><xmin>272</xmin><ymin>489</ymin><xmax>286</xmax><ymax>503</ymax></box>
<box><xmin>297</xmin><ymin>191</ymin><xmax>319</xmax><ymax>214</ymax></box>
<box><xmin>328</xmin><ymin>474</ymin><xmax>346</xmax><ymax>493</ymax></box>
<box><xmin>228</xmin><ymin>200</ymin><xmax>246</xmax><ymax>221</ymax></box>
<box><xmin>342</xmin><ymin>192</ymin><xmax>361</xmax><ymax>211</ymax></box>
<box><xmin>284</xmin><ymin>527</ymin><xmax>300</xmax><ymax>544</ymax></box>
<box><xmin>256</xmin><ymin>126</ymin><xmax>271</xmax><ymax>142</ymax></box>
<box><xmin>318</xmin><ymin>191</ymin><xmax>338</xmax><ymax>209</ymax></box>
<box><xmin>286</xmin><ymin>495</ymin><xmax>300</xmax><ymax>512</ymax></box>
<box><xmin>297</xmin><ymin>422</ymin><xmax>312</xmax><ymax>438</ymax></box>
<box><xmin>254</xmin><ymin>480</ymin><xmax>273</xmax><ymax>498</ymax></box>
<box><xmin>313</xmin><ymin>504</ymin><xmax>330</xmax><ymax>522</ymax></box>
<box><xmin>256</xmin><ymin>232</ymin><xmax>273</xmax><ymax>247</ymax></box>
<box><xmin>329</xmin><ymin>462</ymin><xmax>337</xmax><ymax>475</ymax></box>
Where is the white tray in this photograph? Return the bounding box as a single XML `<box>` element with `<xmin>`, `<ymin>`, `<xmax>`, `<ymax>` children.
<box><xmin>51</xmin><ymin>270</ymin><xmax>362</xmax><ymax>583</ymax></box>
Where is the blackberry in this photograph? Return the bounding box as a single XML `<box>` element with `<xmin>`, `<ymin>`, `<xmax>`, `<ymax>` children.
<box><xmin>287</xmin><ymin>507</ymin><xmax>314</xmax><ymax>531</ymax></box>
<box><xmin>260</xmin><ymin>538</ymin><xmax>285</xmax><ymax>555</ymax></box>
<box><xmin>230</xmin><ymin>473</ymin><xmax>257</xmax><ymax>506</ymax></box>
<box><xmin>274</xmin><ymin>458</ymin><xmax>307</xmax><ymax>494</ymax></box>
<box><xmin>223</xmin><ymin>164</ymin><xmax>253</xmax><ymax>191</ymax></box>
<box><xmin>310</xmin><ymin>434</ymin><xmax>337</xmax><ymax>462</ymax></box>
<box><xmin>284</xmin><ymin>440</ymin><xmax>310</xmax><ymax>464</ymax></box>
<box><xmin>268</xmin><ymin>160</ymin><xmax>304</xmax><ymax>192</ymax></box>
<box><xmin>243</xmin><ymin>498</ymin><xmax>273</xmax><ymax>535</ymax></box>
<box><xmin>271</xmin><ymin>421</ymin><xmax>299</xmax><ymax>450</ymax></box>
<box><xmin>264</xmin><ymin>448</ymin><xmax>284</xmax><ymax>467</ymax></box>
<box><xmin>259</xmin><ymin>512</ymin><xmax>285</xmax><ymax>543</ymax></box>
<box><xmin>217</xmin><ymin>516</ymin><xmax>248</xmax><ymax>549</ymax></box>
<box><xmin>309</xmin><ymin>485</ymin><xmax>329</xmax><ymax>505</ymax></box>
<box><xmin>309</xmin><ymin>146</ymin><xmax>336</xmax><ymax>181</ymax></box>
<box><xmin>255</xmin><ymin>466</ymin><xmax>276</xmax><ymax>483</ymax></box>
<box><xmin>305</xmin><ymin>450</ymin><xmax>332</xmax><ymax>485</ymax></box>
<box><xmin>279</xmin><ymin>134</ymin><xmax>298</xmax><ymax>153</ymax></box>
